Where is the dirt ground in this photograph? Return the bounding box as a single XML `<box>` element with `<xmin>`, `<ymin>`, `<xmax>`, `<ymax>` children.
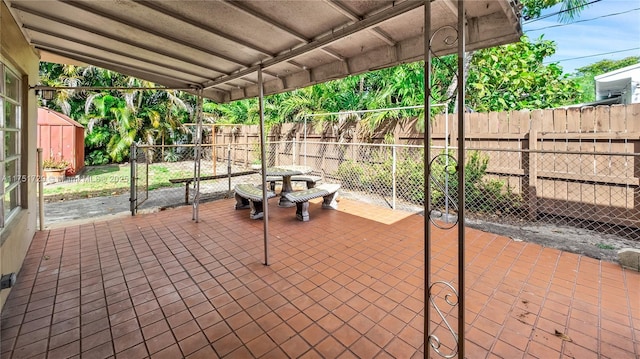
<box><xmin>464</xmin><ymin>216</ymin><xmax>638</xmax><ymax>264</ymax></box>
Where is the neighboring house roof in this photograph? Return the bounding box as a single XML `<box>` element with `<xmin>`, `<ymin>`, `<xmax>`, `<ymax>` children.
<box><xmin>37</xmin><ymin>107</ymin><xmax>84</xmax><ymax>128</ymax></box>
<box><xmin>594</xmin><ymin>63</ymin><xmax>640</xmax><ymax>103</ymax></box>
<box><xmin>6</xmin><ymin>0</ymin><xmax>522</xmax><ymax>103</ymax></box>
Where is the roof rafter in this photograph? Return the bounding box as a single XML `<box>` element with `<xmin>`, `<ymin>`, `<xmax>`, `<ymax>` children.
<box><xmin>25</xmin><ymin>24</ymin><xmax>213</xmax><ymax>80</ymax></box>
<box><xmin>221</xmin><ymin>0</ymin><xmax>308</xmax><ymax>42</ymax></box>
<box><xmin>134</xmin><ymin>0</ymin><xmax>275</xmax><ymax>59</ymax></box>
<box><xmin>222</xmin><ymin>0</ymin><xmax>345</xmax><ymax>64</ymax></box>
<box><xmin>11</xmin><ymin>3</ymin><xmax>231</xmax><ymax>77</ymax></box>
<box><xmin>442</xmin><ymin>0</ymin><xmax>458</xmax><ymax>16</ymax></box>
<box><xmin>62</xmin><ymin>0</ymin><xmax>249</xmax><ymax>68</ymax></box>
<box><xmin>203</xmin><ymin>0</ymin><xmax>423</xmax><ymax>89</ymax></box>
<box><xmin>324</xmin><ymin>0</ymin><xmax>396</xmax><ymax>46</ymax></box>
<box><xmin>35</xmin><ymin>43</ymin><xmax>199</xmax><ymax>85</ymax></box>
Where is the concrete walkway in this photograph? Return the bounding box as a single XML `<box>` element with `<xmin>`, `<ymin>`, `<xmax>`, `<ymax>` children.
<box><xmin>41</xmin><ymin>183</ymin><xmax>240</xmax><ymax>229</ymax></box>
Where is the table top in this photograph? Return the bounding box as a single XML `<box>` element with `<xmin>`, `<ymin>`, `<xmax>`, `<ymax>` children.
<box><xmin>264</xmin><ymin>165</ymin><xmax>312</xmax><ymax>176</ymax></box>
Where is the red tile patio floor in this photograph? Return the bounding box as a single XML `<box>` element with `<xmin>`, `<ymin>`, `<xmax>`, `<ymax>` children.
<box><xmin>1</xmin><ymin>197</ymin><xmax>638</xmax><ymax>358</ymax></box>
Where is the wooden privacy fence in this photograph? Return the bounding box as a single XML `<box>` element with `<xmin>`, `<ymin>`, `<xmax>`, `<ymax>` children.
<box><xmin>211</xmin><ymin>104</ymin><xmax>640</xmax><ymax>229</ymax></box>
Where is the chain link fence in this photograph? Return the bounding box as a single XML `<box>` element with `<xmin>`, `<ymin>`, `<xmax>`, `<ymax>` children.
<box><xmin>274</xmin><ymin>140</ymin><xmax>640</xmax><ymax>240</ymax></box>
<box><xmin>131</xmin><ymin>140</ymin><xmax>639</xmax><ymax>240</ymax></box>
<box><xmin>131</xmin><ymin>143</ymin><xmax>267</xmax><ymax>211</ymax></box>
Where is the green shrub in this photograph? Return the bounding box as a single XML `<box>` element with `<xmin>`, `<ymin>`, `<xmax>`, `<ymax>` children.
<box><xmin>163</xmin><ymin>149</ymin><xmax>179</xmax><ymax>162</ymax></box>
<box><xmin>86</xmin><ymin>150</ymin><xmax>110</xmax><ymax>166</ymax></box>
<box><xmin>336</xmin><ymin>160</ymin><xmax>367</xmax><ymax>190</ymax></box>
<box><xmin>337</xmin><ymin>149</ymin><xmax>523</xmax><ymax>215</ymax></box>
<box><xmin>396</xmin><ymin>156</ymin><xmax>425</xmax><ymax>204</ymax></box>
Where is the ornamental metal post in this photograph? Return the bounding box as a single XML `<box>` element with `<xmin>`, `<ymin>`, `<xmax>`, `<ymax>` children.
<box><xmin>425</xmin><ymin>1</ymin><xmax>467</xmax><ymax>357</ymax></box>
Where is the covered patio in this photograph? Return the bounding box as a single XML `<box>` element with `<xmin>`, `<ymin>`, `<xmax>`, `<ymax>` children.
<box><xmin>2</xmin><ymin>0</ymin><xmax>638</xmax><ymax>357</ymax></box>
<box><xmin>1</xmin><ymin>198</ymin><xmax>638</xmax><ymax>358</ymax></box>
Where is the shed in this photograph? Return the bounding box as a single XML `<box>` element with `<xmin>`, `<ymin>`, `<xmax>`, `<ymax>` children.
<box><xmin>37</xmin><ymin>107</ymin><xmax>85</xmax><ymax>176</ymax></box>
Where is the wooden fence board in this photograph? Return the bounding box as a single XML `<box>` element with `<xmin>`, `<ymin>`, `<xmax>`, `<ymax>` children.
<box><xmin>581</xmin><ymin>107</ymin><xmax>596</xmax><ymax>132</ymax></box>
<box><xmin>566</xmin><ymin>108</ymin><xmax>581</xmax><ymax>132</ymax></box>
<box><xmin>580</xmin><ymin>183</ymin><xmax>597</xmax><ymax>217</ymax></box>
<box><xmin>539</xmin><ymin>140</ymin><xmax>555</xmax><ymax>172</ymax></box>
<box><xmin>488</xmin><ymin>111</ymin><xmax>500</xmax><ymax>134</ymax></box>
<box><xmin>609</xmin><ymin>105</ymin><xmax>626</xmax><ymax>132</ymax></box>
<box><xmin>541</xmin><ymin>109</ymin><xmax>554</xmax><ymax>132</ymax></box>
<box><xmin>553</xmin><ymin>108</ymin><xmax>567</xmax><ymax>132</ymax></box>
<box><xmin>567</xmin><ymin>181</ymin><xmax>582</xmax><ymax>210</ymax></box>
<box><xmin>595</xmin><ymin>105</ymin><xmax>611</xmax><ymax>132</ymax></box>
<box><xmin>628</xmin><ymin>103</ymin><xmax>640</xmax><ymax>132</ymax></box>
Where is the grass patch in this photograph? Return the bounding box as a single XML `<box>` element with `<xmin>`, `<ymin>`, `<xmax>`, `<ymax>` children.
<box><xmin>596</xmin><ymin>243</ymin><xmax>616</xmax><ymax>250</ymax></box>
<box><xmin>43</xmin><ymin>163</ymin><xmax>193</xmax><ymax>201</ymax></box>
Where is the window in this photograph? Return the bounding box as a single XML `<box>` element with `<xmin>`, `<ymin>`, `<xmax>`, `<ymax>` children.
<box><xmin>1</xmin><ymin>63</ymin><xmax>22</xmax><ymax>226</ymax></box>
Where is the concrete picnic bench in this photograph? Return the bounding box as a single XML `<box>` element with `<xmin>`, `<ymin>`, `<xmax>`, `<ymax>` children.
<box><xmin>235</xmin><ymin>182</ymin><xmax>340</xmax><ymax>221</ymax></box>
<box><xmin>266</xmin><ymin>174</ymin><xmax>322</xmax><ymax>191</ymax></box>
<box><xmin>169</xmin><ymin>170</ymin><xmax>256</xmax><ymax>204</ymax></box>
<box><xmin>234</xmin><ymin>183</ymin><xmax>276</xmax><ymax>219</ymax></box>
<box><xmin>282</xmin><ymin>183</ymin><xmax>340</xmax><ymax>221</ymax></box>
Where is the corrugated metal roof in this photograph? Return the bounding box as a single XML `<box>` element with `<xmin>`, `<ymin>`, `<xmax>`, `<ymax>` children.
<box><xmin>7</xmin><ymin>0</ymin><xmax>522</xmax><ymax>103</ymax></box>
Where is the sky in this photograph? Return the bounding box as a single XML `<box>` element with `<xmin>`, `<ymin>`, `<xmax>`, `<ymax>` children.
<box><xmin>522</xmin><ymin>0</ymin><xmax>640</xmax><ymax>74</ymax></box>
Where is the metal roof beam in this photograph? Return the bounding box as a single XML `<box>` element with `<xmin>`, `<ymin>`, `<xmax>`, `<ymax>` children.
<box><xmin>442</xmin><ymin>0</ymin><xmax>458</xmax><ymax>17</ymax></box>
<box><xmin>204</xmin><ymin>0</ymin><xmax>423</xmax><ymax>89</ymax></box>
<box><xmin>321</xmin><ymin>48</ymin><xmax>345</xmax><ymax>62</ymax></box>
<box><xmin>325</xmin><ymin>0</ymin><xmax>360</xmax><ymax>21</ymax></box>
<box><xmin>62</xmin><ymin>0</ymin><xmax>250</xmax><ymax>68</ymax></box>
<box><xmin>287</xmin><ymin>60</ymin><xmax>308</xmax><ymax>70</ymax></box>
<box><xmin>25</xmin><ymin>25</ymin><xmax>213</xmax><ymax>81</ymax></box>
<box><xmin>11</xmin><ymin>3</ymin><xmax>231</xmax><ymax>77</ymax></box>
<box><xmin>134</xmin><ymin>0</ymin><xmax>275</xmax><ymax>59</ymax></box>
<box><xmin>324</xmin><ymin>0</ymin><xmax>396</xmax><ymax>46</ymax></box>
<box><xmin>32</xmin><ymin>85</ymin><xmax>194</xmax><ymax>91</ymax></box>
<box><xmin>222</xmin><ymin>0</ymin><xmax>344</xmax><ymax>64</ymax></box>
<box><xmin>222</xmin><ymin>0</ymin><xmax>309</xmax><ymax>43</ymax></box>
<box><xmin>34</xmin><ymin>44</ymin><xmax>199</xmax><ymax>85</ymax></box>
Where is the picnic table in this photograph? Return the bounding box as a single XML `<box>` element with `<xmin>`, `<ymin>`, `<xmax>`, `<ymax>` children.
<box><xmin>262</xmin><ymin>165</ymin><xmax>311</xmax><ymax>207</ymax></box>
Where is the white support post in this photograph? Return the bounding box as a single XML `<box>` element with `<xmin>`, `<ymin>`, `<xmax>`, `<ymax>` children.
<box><xmin>392</xmin><ymin>145</ymin><xmax>397</xmax><ymax>210</ymax></box>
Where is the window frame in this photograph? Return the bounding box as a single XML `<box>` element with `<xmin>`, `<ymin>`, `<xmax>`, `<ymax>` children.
<box><xmin>0</xmin><ymin>63</ymin><xmax>23</xmax><ymax>227</ymax></box>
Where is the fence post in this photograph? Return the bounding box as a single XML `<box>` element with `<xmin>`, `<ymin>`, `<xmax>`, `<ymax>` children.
<box><xmin>228</xmin><ymin>144</ymin><xmax>232</xmax><ymax>197</ymax></box>
<box><xmin>129</xmin><ymin>143</ymin><xmax>137</xmax><ymax>216</ymax></box>
<box><xmin>293</xmin><ymin>137</ymin><xmax>297</xmax><ymax>165</ymax></box>
<box><xmin>244</xmin><ymin>133</ymin><xmax>249</xmax><ymax>167</ymax></box>
<box><xmin>524</xmin><ymin>129</ymin><xmax>538</xmax><ymax>221</ymax></box>
<box><xmin>635</xmin><ymin>141</ymin><xmax>640</xmax><ymax>225</ymax></box>
<box><xmin>276</xmin><ymin>141</ymin><xmax>281</xmax><ymax>166</ymax></box>
<box><xmin>392</xmin><ymin>145</ymin><xmax>397</xmax><ymax>210</ymax></box>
